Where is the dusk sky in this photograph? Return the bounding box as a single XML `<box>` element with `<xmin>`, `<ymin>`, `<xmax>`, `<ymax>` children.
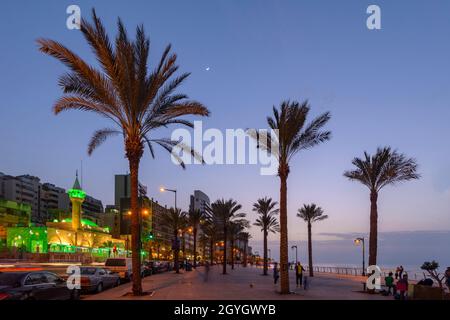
<box><xmin>1</xmin><ymin>1</ymin><xmax>449</xmax><ymax>261</ymax></box>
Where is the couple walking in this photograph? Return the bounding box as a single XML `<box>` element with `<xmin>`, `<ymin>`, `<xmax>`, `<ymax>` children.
<box><xmin>273</xmin><ymin>262</ymin><xmax>306</xmax><ymax>288</ymax></box>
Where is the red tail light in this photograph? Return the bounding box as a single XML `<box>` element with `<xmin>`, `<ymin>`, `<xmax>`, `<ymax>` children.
<box><xmin>80</xmin><ymin>277</ymin><xmax>91</xmax><ymax>286</ymax></box>
<box><xmin>0</xmin><ymin>292</ymin><xmax>11</xmax><ymax>300</ymax></box>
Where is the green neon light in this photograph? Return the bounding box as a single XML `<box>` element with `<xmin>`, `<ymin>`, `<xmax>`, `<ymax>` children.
<box><xmin>67</xmin><ymin>188</ymin><xmax>86</xmax><ymax>199</ymax></box>
<box><xmin>63</xmin><ymin>218</ymin><xmax>99</xmax><ymax>228</ymax></box>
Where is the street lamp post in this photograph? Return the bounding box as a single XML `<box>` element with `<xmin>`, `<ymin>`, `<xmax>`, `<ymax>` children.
<box><xmin>268</xmin><ymin>249</ymin><xmax>271</xmax><ymax>262</ymax></box>
<box><xmin>354</xmin><ymin>237</ymin><xmax>365</xmax><ymax>276</ymax></box>
<box><xmin>160</xmin><ymin>187</ymin><xmax>177</xmax><ymax>209</ymax></box>
<box><xmin>291</xmin><ymin>245</ymin><xmax>298</xmax><ymax>264</ymax></box>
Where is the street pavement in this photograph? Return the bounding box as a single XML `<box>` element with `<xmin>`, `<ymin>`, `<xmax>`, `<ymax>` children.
<box><xmin>85</xmin><ymin>264</ymin><xmax>390</xmax><ymax>300</ymax></box>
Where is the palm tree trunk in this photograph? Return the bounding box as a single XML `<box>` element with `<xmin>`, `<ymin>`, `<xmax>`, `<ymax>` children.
<box><xmin>231</xmin><ymin>239</ymin><xmax>235</xmax><ymax>270</ymax></box>
<box><xmin>210</xmin><ymin>238</ymin><xmax>214</xmax><ymax>265</ymax></box>
<box><xmin>193</xmin><ymin>227</ymin><xmax>197</xmax><ymax>268</ymax></box>
<box><xmin>129</xmin><ymin>156</ymin><xmax>142</xmax><ymax>295</ymax></box>
<box><xmin>223</xmin><ymin>226</ymin><xmax>227</xmax><ymax>274</ymax></box>
<box><xmin>369</xmin><ymin>191</ymin><xmax>378</xmax><ymax>266</ymax></box>
<box><xmin>243</xmin><ymin>241</ymin><xmax>248</xmax><ymax>267</ymax></box>
<box><xmin>279</xmin><ymin>169</ymin><xmax>289</xmax><ymax>294</ymax></box>
<box><xmin>263</xmin><ymin>230</ymin><xmax>268</xmax><ymax>275</ymax></box>
<box><xmin>174</xmin><ymin>233</ymin><xmax>180</xmax><ymax>274</ymax></box>
<box><xmin>308</xmin><ymin>222</ymin><xmax>313</xmax><ymax>277</ymax></box>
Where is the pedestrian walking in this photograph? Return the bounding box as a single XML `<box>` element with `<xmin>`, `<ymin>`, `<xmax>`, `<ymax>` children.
<box><xmin>273</xmin><ymin>262</ymin><xmax>279</xmax><ymax>284</ymax></box>
<box><xmin>295</xmin><ymin>262</ymin><xmax>305</xmax><ymax>287</ymax></box>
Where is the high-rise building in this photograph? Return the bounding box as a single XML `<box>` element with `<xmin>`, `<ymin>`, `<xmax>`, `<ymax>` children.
<box><xmin>0</xmin><ymin>171</ymin><xmax>103</xmax><ymax>225</ymax></box>
<box><xmin>189</xmin><ymin>190</ymin><xmax>210</xmax><ymax>261</ymax></box>
<box><xmin>114</xmin><ymin>174</ymin><xmax>131</xmax><ymax>208</ymax></box>
<box><xmin>189</xmin><ymin>190</ymin><xmax>210</xmax><ymax>214</ymax></box>
<box><xmin>0</xmin><ymin>173</ymin><xmax>43</xmax><ymax>223</ymax></box>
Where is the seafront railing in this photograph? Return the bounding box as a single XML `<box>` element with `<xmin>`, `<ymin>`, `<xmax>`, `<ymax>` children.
<box><xmin>304</xmin><ymin>265</ymin><xmax>424</xmax><ymax>281</ymax></box>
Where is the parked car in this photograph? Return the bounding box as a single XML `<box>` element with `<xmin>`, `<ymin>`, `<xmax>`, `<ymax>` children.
<box><xmin>76</xmin><ymin>266</ymin><xmax>121</xmax><ymax>293</ymax></box>
<box><xmin>104</xmin><ymin>258</ymin><xmax>144</xmax><ymax>281</ymax></box>
<box><xmin>0</xmin><ymin>271</ymin><xmax>79</xmax><ymax>300</ymax></box>
<box><xmin>142</xmin><ymin>261</ymin><xmax>154</xmax><ymax>277</ymax></box>
<box><xmin>156</xmin><ymin>261</ymin><xmax>170</xmax><ymax>273</ymax></box>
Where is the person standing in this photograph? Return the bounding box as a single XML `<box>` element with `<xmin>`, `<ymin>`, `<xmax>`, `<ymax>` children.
<box><xmin>384</xmin><ymin>272</ymin><xmax>395</xmax><ymax>295</ymax></box>
<box><xmin>398</xmin><ymin>266</ymin><xmax>404</xmax><ymax>279</ymax></box>
<box><xmin>273</xmin><ymin>262</ymin><xmax>280</xmax><ymax>284</ymax></box>
<box><xmin>295</xmin><ymin>262</ymin><xmax>305</xmax><ymax>287</ymax></box>
<box><xmin>396</xmin><ymin>274</ymin><xmax>408</xmax><ymax>300</ymax></box>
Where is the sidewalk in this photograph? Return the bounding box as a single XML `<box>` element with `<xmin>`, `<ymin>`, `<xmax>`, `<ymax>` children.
<box><xmin>86</xmin><ymin>265</ymin><xmax>390</xmax><ymax>300</ymax></box>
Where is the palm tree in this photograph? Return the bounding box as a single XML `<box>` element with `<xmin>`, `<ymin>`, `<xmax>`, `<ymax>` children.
<box><xmin>250</xmin><ymin>101</ymin><xmax>331</xmax><ymax>293</ymax></box>
<box><xmin>228</xmin><ymin>220</ymin><xmax>250</xmax><ymax>269</ymax></box>
<box><xmin>344</xmin><ymin>147</ymin><xmax>419</xmax><ymax>266</ymax></box>
<box><xmin>160</xmin><ymin>208</ymin><xmax>187</xmax><ymax>274</ymax></box>
<box><xmin>238</xmin><ymin>232</ymin><xmax>252</xmax><ymax>267</ymax></box>
<box><xmin>201</xmin><ymin>219</ymin><xmax>217</xmax><ymax>265</ymax></box>
<box><xmin>37</xmin><ymin>10</ymin><xmax>209</xmax><ymax>295</ymax></box>
<box><xmin>187</xmin><ymin>208</ymin><xmax>205</xmax><ymax>268</ymax></box>
<box><xmin>253</xmin><ymin>197</ymin><xmax>279</xmax><ymax>275</ymax></box>
<box><xmin>206</xmin><ymin>199</ymin><xmax>246</xmax><ymax>274</ymax></box>
<box><xmin>198</xmin><ymin>232</ymin><xmax>209</xmax><ymax>262</ymax></box>
<box><xmin>297</xmin><ymin>204</ymin><xmax>328</xmax><ymax>276</ymax></box>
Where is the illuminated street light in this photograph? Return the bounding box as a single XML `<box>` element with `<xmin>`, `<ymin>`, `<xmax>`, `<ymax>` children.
<box><xmin>159</xmin><ymin>187</ymin><xmax>177</xmax><ymax>209</ymax></box>
<box><xmin>354</xmin><ymin>237</ymin><xmax>365</xmax><ymax>276</ymax></box>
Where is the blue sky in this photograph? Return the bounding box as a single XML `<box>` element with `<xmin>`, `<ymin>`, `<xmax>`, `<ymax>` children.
<box><xmin>0</xmin><ymin>1</ymin><xmax>449</xmax><ymax>259</ymax></box>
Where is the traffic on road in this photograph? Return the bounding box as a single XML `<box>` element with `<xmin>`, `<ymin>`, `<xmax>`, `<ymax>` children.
<box><xmin>0</xmin><ymin>259</ymin><xmax>180</xmax><ymax>300</ymax></box>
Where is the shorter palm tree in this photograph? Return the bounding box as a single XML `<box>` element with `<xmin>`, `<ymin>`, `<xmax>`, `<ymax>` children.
<box><xmin>206</xmin><ymin>199</ymin><xmax>246</xmax><ymax>274</ymax></box>
<box><xmin>297</xmin><ymin>204</ymin><xmax>328</xmax><ymax>277</ymax></box>
<box><xmin>228</xmin><ymin>220</ymin><xmax>250</xmax><ymax>269</ymax></box>
<box><xmin>201</xmin><ymin>219</ymin><xmax>217</xmax><ymax>265</ymax></box>
<box><xmin>238</xmin><ymin>232</ymin><xmax>252</xmax><ymax>267</ymax></box>
<box><xmin>160</xmin><ymin>208</ymin><xmax>187</xmax><ymax>273</ymax></box>
<box><xmin>187</xmin><ymin>208</ymin><xmax>205</xmax><ymax>268</ymax></box>
<box><xmin>253</xmin><ymin>197</ymin><xmax>279</xmax><ymax>275</ymax></box>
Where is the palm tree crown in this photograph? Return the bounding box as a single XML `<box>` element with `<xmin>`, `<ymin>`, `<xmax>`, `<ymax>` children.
<box><xmin>343</xmin><ymin>147</ymin><xmax>420</xmax><ymax>192</ymax></box>
<box><xmin>253</xmin><ymin>100</ymin><xmax>331</xmax><ymax>176</ymax></box>
<box><xmin>297</xmin><ymin>204</ymin><xmax>328</xmax><ymax>224</ymax></box>
<box><xmin>38</xmin><ymin>9</ymin><xmax>209</xmax><ymax>162</ymax></box>
<box><xmin>253</xmin><ymin>197</ymin><xmax>280</xmax><ymax>234</ymax></box>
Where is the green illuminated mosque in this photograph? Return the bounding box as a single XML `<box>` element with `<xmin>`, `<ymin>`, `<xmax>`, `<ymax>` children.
<box><xmin>6</xmin><ymin>174</ymin><xmax>125</xmax><ymax>259</ymax></box>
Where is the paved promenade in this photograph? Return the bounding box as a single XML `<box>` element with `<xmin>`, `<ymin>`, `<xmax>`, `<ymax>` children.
<box><xmin>86</xmin><ymin>265</ymin><xmax>390</xmax><ymax>300</ymax></box>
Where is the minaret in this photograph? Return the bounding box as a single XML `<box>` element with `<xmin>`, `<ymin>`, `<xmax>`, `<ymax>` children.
<box><xmin>67</xmin><ymin>171</ymin><xmax>86</xmax><ymax>232</ymax></box>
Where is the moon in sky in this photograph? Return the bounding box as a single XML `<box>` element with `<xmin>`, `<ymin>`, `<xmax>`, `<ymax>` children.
<box><xmin>205</xmin><ymin>66</ymin><xmax>210</xmax><ymax>71</ymax></box>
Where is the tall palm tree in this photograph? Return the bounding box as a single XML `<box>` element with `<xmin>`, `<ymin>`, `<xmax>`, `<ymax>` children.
<box><xmin>250</xmin><ymin>101</ymin><xmax>331</xmax><ymax>293</ymax></box>
<box><xmin>253</xmin><ymin>197</ymin><xmax>279</xmax><ymax>275</ymax></box>
<box><xmin>37</xmin><ymin>10</ymin><xmax>209</xmax><ymax>295</ymax></box>
<box><xmin>206</xmin><ymin>199</ymin><xmax>246</xmax><ymax>274</ymax></box>
<box><xmin>187</xmin><ymin>208</ymin><xmax>205</xmax><ymax>268</ymax></box>
<box><xmin>344</xmin><ymin>147</ymin><xmax>419</xmax><ymax>266</ymax></box>
<box><xmin>238</xmin><ymin>232</ymin><xmax>252</xmax><ymax>267</ymax></box>
<box><xmin>160</xmin><ymin>208</ymin><xmax>187</xmax><ymax>274</ymax></box>
<box><xmin>297</xmin><ymin>204</ymin><xmax>328</xmax><ymax>276</ymax></box>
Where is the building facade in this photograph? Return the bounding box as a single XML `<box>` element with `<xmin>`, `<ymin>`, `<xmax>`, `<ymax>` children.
<box><xmin>0</xmin><ymin>171</ymin><xmax>103</xmax><ymax>226</ymax></box>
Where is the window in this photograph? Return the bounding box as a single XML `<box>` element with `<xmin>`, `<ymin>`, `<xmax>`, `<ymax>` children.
<box><xmin>24</xmin><ymin>273</ymin><xmax>45</xmax><ymax>285</ymax></box>
<box><xmin>44</xmin><ymin>273</ymin><xmax>61</xmax><ymax>284</ymax></box>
